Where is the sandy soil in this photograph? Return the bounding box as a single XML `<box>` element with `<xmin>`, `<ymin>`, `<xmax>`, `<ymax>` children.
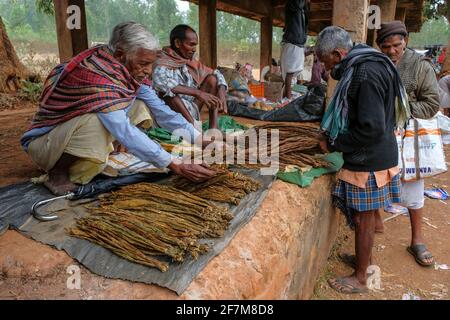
<box><xmin>0</xmin><ymin>102</ymin><xmax>449</xmax><ymax>300</ymax></box>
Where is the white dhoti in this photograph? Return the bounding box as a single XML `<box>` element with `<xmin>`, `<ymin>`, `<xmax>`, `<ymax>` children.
<box><xmin>27</xmin><ymin>100</ymin><xmax>152</xmax><ymax>184</ymax></box>
<box><xmin>280</xmin><ymin>42</ymin><xmax>305</xmax><ymax>81</ymax></box>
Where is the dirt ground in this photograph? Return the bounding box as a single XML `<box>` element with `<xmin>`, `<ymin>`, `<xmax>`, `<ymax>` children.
<box><xmin>313</xmin><ymin>144</ymin><xmax>450</xmax><ymax>300</ymax></box>
<box><xmin>0</xmin><ymin>103</ymin><xmax>449</xmax><ymax>300</ymax></box>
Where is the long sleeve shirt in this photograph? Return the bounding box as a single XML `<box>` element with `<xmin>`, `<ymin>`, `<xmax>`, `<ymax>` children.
<box><xmin>282</xmin><ymin>0</ymin><xmax>309</xmax><ymax>46</ymax></box>
<box><xmin>330</xmin><ymin>61</ymin><xmax>399</xmax><ymax>172</ymax></box>
<box><xmin>22</xmin><ymin>84</ymin><xmax>200</xmax><ymax>169</ymax></box>
<box><xmin>439</xmin><ymin>75</ymin><xmax>450</xmax><ymax>108</ymax></box>
<box><xmin>398</xmin><ymin>48</ymin><xmax>440</xmax><ymax>120</ymax></box>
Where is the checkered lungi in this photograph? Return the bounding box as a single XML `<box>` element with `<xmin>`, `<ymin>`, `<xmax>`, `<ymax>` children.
<box><xmin>333</xmin><ymin>173</ymin><xmax>401</xmax><ymax>228</ymax></box>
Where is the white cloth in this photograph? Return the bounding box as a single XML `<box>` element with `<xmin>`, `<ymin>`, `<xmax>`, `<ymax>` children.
<box><xmin>260</xmin><ymin>66</ymin><xmax>270</xmax><ymax>82</ymax></box>
<box><xmin>401</xmin><ymin>179</ymin><xmax>425</xmax><ymax>210</ymax></box>
<box><xmin>297</xmin><ymin>54</ymin><xmax>313</xmax><ymax>82</ymax></box>
<box><xmin>280</xmin><ymin>42</ymin><xmax>305</xmax><ymax>81</ymax></box>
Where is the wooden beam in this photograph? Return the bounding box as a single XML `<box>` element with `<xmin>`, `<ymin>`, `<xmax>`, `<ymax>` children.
<box><xmin>260</xmin><ymin>16</ymin><xmax>273</xmax><ymax>74</ymax></box>
<box><xmin>182</xmin><ymin>0</ymin><xmax>424</xmax><ymax>35</ymax></box>
<box><xmin>219</xmin><ymin>0</ymin><xmax>271</xmax><ymax>17</ymax></box>
<box><xmin>53</xmin><ymin>0</ymin><xmax>88</xmax><ymax>63</ymax></box>
<box><xmin>395</xmin><ymin>7</ymin><xmax>407</xmax><ymax>22</ymax></box>
<box><xmin>186</xmin><ymin>0</ymin><xmax>271</xmax><ymax>18</ymax></box>
<box><xmin>272</xmin><ymin>0</ymin><xmax>285</xmax><ymax>8</ymax></box>
<box><xmin>199</xmin><ymin>0</ymin><xmax>217</xmax><ymax>69</ymax></box>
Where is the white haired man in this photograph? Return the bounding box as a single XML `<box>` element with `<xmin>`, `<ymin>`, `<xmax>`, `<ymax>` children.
<box><xmin>21</xmin><ymin>22</ymin><xmax>216</xmax><ymax>196</ymax></box>
<box><xmin>316</xmin><ymin>26</ymin><xmax>409</xmax><ymax>294</ymax></box>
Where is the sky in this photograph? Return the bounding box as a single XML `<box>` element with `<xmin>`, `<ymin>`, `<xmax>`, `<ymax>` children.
<box><xmin>176</xmin><ymin>0</ymin><xmax>190</xmax><ymax>12</ymax></box>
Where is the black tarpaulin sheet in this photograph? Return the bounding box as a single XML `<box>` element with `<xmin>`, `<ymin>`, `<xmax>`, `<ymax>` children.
<box><xmin>227</xmin><ymin>84</ymin><xmax>326</xmax><ymax>122</ymax></box>
<box><xmin>0</xmin><ymin>170</ymin><xmax>274</xmax><ymax>295</ymax></box>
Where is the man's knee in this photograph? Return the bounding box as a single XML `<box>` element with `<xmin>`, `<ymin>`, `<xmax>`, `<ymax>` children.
<box><xmin>130</xmin><ymin>99</ymin><xmax>153</xmax><ymax>129</ymax></box>
<box><xmin>204</xmin><ymin>74</ymin><xmax>218</xmax><ymax>87</ymax></box>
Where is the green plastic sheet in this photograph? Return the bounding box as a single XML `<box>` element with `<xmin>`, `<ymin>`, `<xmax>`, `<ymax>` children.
<box><xmin>277</xmin><ymin>152</ymin><xmax>344</xmax><ymax>188</ymax></box>
<box><xmin>202</xmin><ymin>115</ymin><xmax>248</xmax><ymax>132</ymax></box>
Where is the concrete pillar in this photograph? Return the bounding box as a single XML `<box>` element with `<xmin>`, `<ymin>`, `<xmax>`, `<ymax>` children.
<box><xmin>260</xmin><ymin>16</ymin><xmax>273</xmax><ymax>76</ymax></box>
<box><xmin>372</xmin><ymin>0</ymin><xmax>397</xmax><ymax>47</ymax></box>
<box><xmin>53</xmin><ymin>0</ymin><xmax>88</xmax><ymax>63</ymax></box>
<box><xmin>199</xmin><ymin>0</ymin><xmax>217</xmax><ymax>69</ymax></box>
<box><xmin>327</xmin><ymin>0</ymin><xmax>369</xmax><ymax>101</ymax></box>
<box><xmin>378</xmin><ymin>0</ymin><xmax>397</xmax><ymax>22</ymax></box>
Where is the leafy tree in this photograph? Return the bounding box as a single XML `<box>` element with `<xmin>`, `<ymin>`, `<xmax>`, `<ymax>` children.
<box><xmin>35</xmin><ymin>0</ymin><xmax>53</xmax><ymax>15</ymax></box>
<box><xmin>424</xmin><ymin>0</ymin><xmax>449</xmax><ymax>20</ymax></box>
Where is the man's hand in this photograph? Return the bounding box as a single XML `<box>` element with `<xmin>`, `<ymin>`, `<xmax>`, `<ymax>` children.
<box><xmin>113</xmin><ymin>141</ymin><xmax>128</xmax><ymax>153</ymax></box>
<box><xmin>168</xmin><ymin>161</ymin><xmax>217</xmax><ymax>183</ymax></box>
<box><xmin>319</xmin><ymin>138</ymin><xmax>329</xmax><ymax>154</ymax></box>
<box><xmin>196</xmin><ymin>91</ymin><xmax>221</xmax><ymax>110</ymax></box>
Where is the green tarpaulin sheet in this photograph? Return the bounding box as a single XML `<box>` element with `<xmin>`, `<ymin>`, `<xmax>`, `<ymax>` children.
<box><xmin>147</xmin><ymin>127</ymin><xmax>182</xmax><ymax>145</ymax></box>
<box><xmin>277</xmin><ymin>152</ymin><xmax>344</xmax><ymax>188</ymax></box>
<box><xmin>148</xmin><ymin>116</ymin><xmax>248</xmax><ymax>145</ymax></box>
<box><xmin>202</xmin><ymin>115</ymin><xmax>248</xmax><ymax>132</ymax></box>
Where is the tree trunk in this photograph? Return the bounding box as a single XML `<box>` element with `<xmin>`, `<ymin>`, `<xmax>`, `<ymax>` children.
<box><xmin>0</xmin><ymin>16</ymin><xmax>29</xmax><ymax>93</ymax></box>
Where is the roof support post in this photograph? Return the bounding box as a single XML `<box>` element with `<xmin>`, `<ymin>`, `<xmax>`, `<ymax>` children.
<box><xmin>199</xmin><ymin>0</ymin><xmax>217</xmax><ymax>68</ymax></box>
<box><xmin>260</xmin><ymin>15</ymin><xmax>273</xmax><ymax>77</ymax></box>
<box><xmin>53</xmin><ymin>0</ymin><xmax>88</xmax><ymax>63</ymax></box>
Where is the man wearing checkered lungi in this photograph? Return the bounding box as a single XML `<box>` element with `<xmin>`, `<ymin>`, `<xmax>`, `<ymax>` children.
<box><xmin>315</xmin><ymin>27</ymin><xmax>410</xmax><ymax>294</ymax></box>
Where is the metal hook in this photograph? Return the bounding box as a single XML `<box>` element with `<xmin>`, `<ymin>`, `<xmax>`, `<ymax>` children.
<box><xmin>32</xmin><ymin>192</ymin><xmax>76</xmax><ymax>222</ymax></box>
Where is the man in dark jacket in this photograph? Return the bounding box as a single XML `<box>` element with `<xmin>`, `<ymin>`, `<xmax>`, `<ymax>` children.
<box><xmin>280</xmin><ymin>0</ymin><xmax>309</xmax><ymax>98</ymax></box>
<box><xmin>316</xmin><ymin>26</ymin><xmax>409</xmax><ymax>294</ymax></box>
<box><xmin>377</xmin><ymin>21</ymin><xmax>440</xmax><ymax>267</ymax></box>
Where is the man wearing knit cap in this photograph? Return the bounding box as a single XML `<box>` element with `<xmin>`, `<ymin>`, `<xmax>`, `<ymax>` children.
<box><xmin>377</xmin><ymin>21</ymin><xmax>440</xmax><ymax>267</ymax></box>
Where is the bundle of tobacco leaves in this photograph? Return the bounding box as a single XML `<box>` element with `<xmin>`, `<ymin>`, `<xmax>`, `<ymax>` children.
<box><xmin>173</xmin><ymin>170</ymin><xmax>261</xmax><ymax>205</ymax></box>
<box><xmin>231</xmin><ymin>122</ymin><xmax>329</xmax><ymax>170</ymax></box>
<box><xmin>69</xmin><ymin>183</ymin><xmax>233</xmax><ymax>272</ymax></box>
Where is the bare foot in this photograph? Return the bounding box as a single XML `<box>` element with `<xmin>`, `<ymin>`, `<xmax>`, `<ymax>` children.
<box><xmin>328</xmin><ymin>275</ymin><xmax>368</xmax><ymax>294</ymax></box>
<box><xmin>44</xmin><ymin>172</ymin><xmax>77</xmax><ymax>196</ymax></box>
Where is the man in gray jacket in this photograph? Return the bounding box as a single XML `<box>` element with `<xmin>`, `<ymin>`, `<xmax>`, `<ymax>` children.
<box><xmin>377</xmin><ymin>21</ymin><xmax>440</xmax><ymax>267</ymax></box>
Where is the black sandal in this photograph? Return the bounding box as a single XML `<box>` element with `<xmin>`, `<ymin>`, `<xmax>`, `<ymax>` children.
<box><xmin>328</xmin><ymin>277</ymin><xmax>368</xmax><ymax>294</ymax></box>
<box><xmin>407</xmin><ymin>244</ymin><xmax>435</xmax><ymax>267</ymax></box>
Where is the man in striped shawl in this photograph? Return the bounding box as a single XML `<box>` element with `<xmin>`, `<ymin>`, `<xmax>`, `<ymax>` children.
<box><xmin>152</xmin><ymin>25</ymin><xmax>228</xmax><ymax>129</ymax></box>
<box><xmin>316</xmin><ymin>27</ymin><xmax>409</xmax><ymax>294</ymax></box>
<box><xmin>21</xmin><ymin>22</ymin><xmax>216</xmax><ymax>196</ymax></box>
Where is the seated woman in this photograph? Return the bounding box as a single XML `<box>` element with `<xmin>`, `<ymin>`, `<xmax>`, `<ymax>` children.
<box><xmin>21</xmin><ymin>22</ymin><xmax>216</xmax><ymax>196</ymax></box>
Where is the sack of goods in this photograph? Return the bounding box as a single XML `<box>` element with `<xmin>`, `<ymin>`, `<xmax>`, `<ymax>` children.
<box><xmin>397</xmin><ymin>115</ymin><xmax>448</xmax><ymax>182</ymax></box>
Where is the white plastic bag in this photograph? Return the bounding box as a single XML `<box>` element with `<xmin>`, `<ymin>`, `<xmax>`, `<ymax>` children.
<box><xmin>397</xmin><ymin>116</ymin><xmax>447</xmax><ymax>181</ymax></box>
<box><xmin>437</xmin><ymin>111</ymin><xmax>450</xmax><ymax>145</ymax></box>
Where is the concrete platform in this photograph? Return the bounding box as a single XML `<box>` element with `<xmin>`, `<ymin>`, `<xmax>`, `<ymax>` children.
<box><xmin>0</xmin><ymin>174</ymin><xmax>340</xmax><ymax>300</ymax></box>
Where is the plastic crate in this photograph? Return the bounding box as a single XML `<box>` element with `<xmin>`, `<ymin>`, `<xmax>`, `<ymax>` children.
<box><xmin>248</xmin><ymin>83</ymin><xmax>265</xmax><ymax>98</ymax></box>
